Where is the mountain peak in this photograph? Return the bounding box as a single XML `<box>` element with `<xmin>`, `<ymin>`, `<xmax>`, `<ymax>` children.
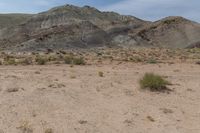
<box><xmin>82</xmin><ymin>5</ymin><xmax>99</xmax><ymax>10</ymax></box>
<box><xmin>46</xmin><ymin>4</ymin><xmax>80</xmax><ymax>13</ymax></box>
<box><xmin>156</xmin><ymin>16</ymin><xmax>193</xmax><ymax>25</ymax></box>
<box><xmin>44</xmin><ymin>4</ymin><xmax>100</xmax><ymax>14</ymax></box>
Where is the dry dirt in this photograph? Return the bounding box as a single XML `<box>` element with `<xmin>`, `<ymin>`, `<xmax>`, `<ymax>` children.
<box><xmin>0</xmin><ymin>63</ymin><xmax>200</xmax><ymax>133</ymax></box>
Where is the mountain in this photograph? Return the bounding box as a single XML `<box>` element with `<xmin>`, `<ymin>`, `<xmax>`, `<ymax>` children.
<box><xmin>0</xmin><ymin>14</ymin><xmax>32</xmax><ymax>29</ymax></box>
<box><xmin>0</xmin><ymin>4</ymin><xmax>200</xmax><ymax>51</ymax></box>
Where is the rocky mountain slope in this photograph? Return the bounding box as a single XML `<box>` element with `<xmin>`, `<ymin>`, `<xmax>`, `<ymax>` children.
<box><xmin>0</xmin><ymin>14</ymin><xmax>32</xmax><ymax>29</ymax></box>
<box><xmin>0</xmin><ymin>4</ymin><xmax>200</xmax><ymax>51</ymax></box>
<box><xmin>133</xmin><ymin>16</ymin><xmax>200</xmax><ymax>48</ymax></box>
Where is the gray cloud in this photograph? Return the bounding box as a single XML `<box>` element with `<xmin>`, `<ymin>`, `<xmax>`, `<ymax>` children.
<box><xmin>101</xmin><ymin>0</ymin><xmax>200</xmax><ymax>22</ymax></box>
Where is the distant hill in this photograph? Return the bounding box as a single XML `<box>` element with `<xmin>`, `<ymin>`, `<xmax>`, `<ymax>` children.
<box><xmin>0</xmin><ymin>4</ymin><xmax>200</xmax><ymax>51</ymax></box>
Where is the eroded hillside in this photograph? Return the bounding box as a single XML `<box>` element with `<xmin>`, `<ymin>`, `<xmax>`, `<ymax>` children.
<box><xmin>0</xmin><ymin>4</ymin><xmax>200</xmax><ymax>51</ymax></box>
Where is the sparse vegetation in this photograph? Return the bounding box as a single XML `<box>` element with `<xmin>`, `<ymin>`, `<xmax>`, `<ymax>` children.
<box><xmin>64</xmin><ymin>55</ymin><xmax>74</xmax><ymax>64</ymax></box>
<box><xmin>98</xmin><ymin>71</ymin><xmax>104</xmax><ymax>77</ymax></box>
<box><xmin>73</xmin><ymin>57</ymin><xmax>85</xmax><ymax>65</ymax></box>
<box><xmin>6</xmin><ymin>58</ymin><xmax>17</xmax><ymax>65</ymax></box>
<box><xmin>45</xmin><ymin>128</ymin><xmax>53</xmax><ymax>133</ymax></box>
<box><xmin>196</xmin><ymin>61</ymin><xmax>200</xmax><ymax>65</ymax></box>
<box><xmin>35</xmin><ymin>56</ymin><xmax>47</xmax><ymax>65</ymax></box>
<box><xmin>160</xmin><ymin>108</ymin><xmax>174</xmax><ymax>114</ymax></box>
<box><xmin>140</xmin><ymin>73</ymin><xmax>170</xmax><ymax>92</ymax></box>
<box><xmin>64</xmin><ymin>55</ymin><xmax>85</xmax><ymax>65</ymax></box>
<box><xmin>147</xmin><ymin>116</ymin><xmax>155</xmax><ymax>122</ymax></box>
<box><xmin>19</xmin><ymin>58</ymin><xmax>32</xmax><ymax>65</ymax></box>
<box><xmin>163</xmin><ymin>19</ymin><xmax>177</xmax><ymax>25</ymax></box>
<box><xmin>48</xmin><ymin>55</ymin><xmax>58</xmax><ymax>62</ymax></box>
<box><xmin>18</xmin><ymin>121</ymin><xmax>33</xmax><ymax>133</ymax></box>
<box><xmin>70</xmin><ymin>75</ymin><xmax>76</xmax><ymax>79</ymax></box>
<box><xmin>146</xmin><ymin>58</ymin><xmax>158</xmax><ymax>64</ymax></box>
<box><xmin>129</xmin><ymin>56</ymin><xmax>143</xmax><ymax>63</ymax></box>
<box><xmin>6</xmin><ymin>87</ymin><xmax>20</xmax><ymax>93</ymax></box>
<box><xmin>0</xmin><ymin>48</ymin><xmax>199</xmax><ymax>66</ymax></box>
<box><xmin>78</xmin><ymin>120</ymin><xmax>88</xmax><ymax>124</ymax></box>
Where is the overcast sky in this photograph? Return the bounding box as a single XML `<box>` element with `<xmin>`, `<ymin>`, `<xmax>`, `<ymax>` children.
<box><xmin>0</xmin><ymin>0</ymin><xmax>199</xmax><ymax>22</ymax></box>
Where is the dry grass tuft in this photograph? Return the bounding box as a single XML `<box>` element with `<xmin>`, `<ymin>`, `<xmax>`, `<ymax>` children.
<box><xmin>140</xmin><ymin>73</ymin><xmax>171</xmax><ymax>92</ymax></box>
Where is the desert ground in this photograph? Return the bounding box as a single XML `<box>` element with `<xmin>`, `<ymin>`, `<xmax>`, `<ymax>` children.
<box><xmin>0</xmin><ymin>61</ymin><xmax>199</xmax><ymax>133</ymax></box>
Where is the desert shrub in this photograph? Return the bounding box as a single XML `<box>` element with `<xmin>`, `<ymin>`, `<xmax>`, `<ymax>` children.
<box><xmin>5</xmin><ymin>58</ymin><xmax>17</xmax><ymax>65</ymax></box>
<box><xmin>35</xmin><ymin>56</ymin><xmax>47</xmax><ymax>65</ymax></box>
<box><xmin>19</xmin><ymin>58</ymin><xmax>32</xmax><ymax>65</ymax></box>
<box><xmin>45</xmin><ymin>128</ymin><xmax>53</xmax><ymax>133</ymax></box>
<box><xmin>59</xmin><ymin>50</ymin><xmax>67</xmax><ymax>55</ymax></box>
<box><xmin>196</xmin><ymin>61</ymin><xmax>200</xmax><ymax>65</ymax></box>
<box><xmin>163</xmin><ymin>19</ymin><xmax>176</xmax><ymax>25</ymax></box>
<box><xmin>129</xmin><ymin>56</ymin><xmax>143</xmax><ymax>63</ymax></box>
<box><xmin>64</xmin><ymin>56</ymin><xmax>74</xmax><ymax>64</ymax></box>
<box><xmin>96</xmin><ymin>52</ymin><xmax>102</xmax><ymax>56</ymax></box>
<box><xmin>18</xmin><ymin>121</ymin><xmax>33</xmax><ymax>133</ymax></box>
<box><xmin>73</xmin><ymin>57</ymin><xmax>85</xmax><ymax>65</ymax></box>
<box><xmin>64</xmin><ymin>56</ymin><xmax>85</xmax><ymax>65</ymax></box>
<box><xmin>70</xmin><ymin>75</ymin><xmax>76</xmax><ymax>79</ymax></box>
<box><xmin>48</xmin><ymin>55</ymin><xmax>58</xmax><ymax>62</ymax></box>
<box><xmin>140</xmin><ymin>73</ymin><xmax>170</xmax><ymax>92</ymax></box>
<box><xmin>98</xmin><ymin>71</ymin><xmax>104</xmax><ymax>77</ymax></box>
<box><xmin>146</xmin><ymin>58</ymin><xmax>158</xmax><ymax>64</ymax></box>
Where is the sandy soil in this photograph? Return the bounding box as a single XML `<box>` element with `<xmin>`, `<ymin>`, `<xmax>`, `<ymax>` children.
<box><xmin>0</xmin><ymin>63</ymin><xmax>200</xmax><ymax>133</ymax></box>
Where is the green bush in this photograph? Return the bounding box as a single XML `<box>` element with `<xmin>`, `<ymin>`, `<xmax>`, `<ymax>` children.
<box><xmin>140</xmin><ymin>73</ymin><xmax>170</xmax><ymax>92</ymax></box>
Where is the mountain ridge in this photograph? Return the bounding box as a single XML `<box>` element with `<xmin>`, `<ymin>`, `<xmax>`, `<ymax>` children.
<box><xmin>0</xmin><ymin>4</ymin><xmax>200</xmax><ymax>51</ymax></box>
